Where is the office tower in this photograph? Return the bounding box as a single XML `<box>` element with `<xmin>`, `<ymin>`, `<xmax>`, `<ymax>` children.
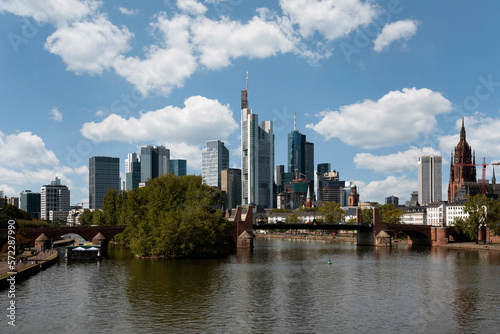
<box><xmin>140</xmin><ymin>145</ymin><xmax>170</xmax><ymax>183</ymax></box>
<box><xmin>318</xmin><ymin>170</ymin><xmax>345</xmax><ymax>205</ymax></box>
<box><xmin>317</xmin><ymin>163</ymin><xmax>331</xmax><ymax>176</ymax></box>
<box><xmin>202</xmin><ymin>140</ymin><xmax>229</xmax><ymax>188</ymax></box>
<box><xmin>241</xmin><ymin>84</ymin><xmax>274</xmax><ymax>208</ymax></box>
<box><xmin>288</xmin><ymin>130</ymin><xmax>306</xmax><ymax>179</ymax></box>
<box><xmin>125</xmin><ymin>153</ymin><xmax>137</xmax><ymax>173</ymax></box>
<box><xmin>20</xmin><ymin>190</ymin><xmax>41</xmax><ymax>219</ymax></box>
<box><xmin>170</xmin><ymin>159</ymin><xmax>187</xmax><ymax>176</ymax></box>
<box><xmin>221</xmin><ymin>168</ymin><xmax>242</xmax><ymax>210</ymax></box>
<box><xmin>418</xmin><ymin>155</ymin><xmax>443</xmax><ymax>205</ymax></box>
<box><xmin>448</xmin><ymin>118</ymin><xmax>477</xmax><ymax>202</ymax></box>
<box><xmin>126</xmin><ymin>160</ymin><xmax>141</xmax><ymax>191</ymax></box>
<box><xmin>41</xmin><ymin>177</ymin><xmax>70</xmax><ymax>221</ymax></box>
<box><xmin>276</xmin><ymin>165</ymin><xmax>285</xmax><ymax>193</ymax></box>
<box><xmin>385</xmin><ymin>195</ymin><xmax>399</xmax><ymax>206</ymax></box>
<box><xmin>305</xmin><ymin>141</ymin><xmax>314</xmax><ymax>198</ymax></box>
<box><xmin>89</xmin><ymin>156</ymin><xmax>120</xmax><ymax>209</ymax></box>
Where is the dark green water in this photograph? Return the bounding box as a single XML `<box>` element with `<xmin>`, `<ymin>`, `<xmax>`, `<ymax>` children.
<box><xmin>6</xmin><ymin>238</ymin><xmax>500</xmax><ymax>333</ymax></box>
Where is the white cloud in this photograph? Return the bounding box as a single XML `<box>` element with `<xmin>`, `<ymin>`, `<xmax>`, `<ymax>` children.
<box><xmin>439</xmin><ymin>113</ymin><xmax>500</xmax><ymax>160</ymax></box>
<box><xmin>280</xmin><ymin>0</ymin><xmax>377</xmax><ymax>41</ymax></box>
<box><xmin>356</xmin><ymin>175</ymin><xmax>417</xmax><ymax>203</ymax></box>
<box><xmin>45</xmin><ymin>14</ymin><xmax>133</xmax><ymax>75</ymax></box>
<box><xmin>0</xmin><ymin>0</ymin><xmax>100</xmax><ymax>26</ymax></box>
<box><xmin>80</xmin><ymin>95</ymin><xmax>238</xmax><ymax>147</ymax></box>
<box><xmin>0</xmin><ymin>131</ymin><xmax>59</xmax><ymax>168</ymax></box>
<box><xmin>354</xmin><ymin>147</ymin><xmax>442</xmax><ymax>174</ymax></box>
<box><xmin>119</xmin><ymin>7</ymin><xmax>138</xmax><ymax>16</ymax></box>
<box><xmin>177</xmin><ymin>0</ymin><xmax>207</xmax><ymax>16</ymax></box>
<box><xmin>373</xmin><ymin>19</ymin><xmax>419</xmax><ymax>52</ymax></box>
<box><xmin>191</xmin><ymin>12</ymin><xmax>298</xmax><ymax>69</ymax></box>
<box><xmin>306</xmin><ymin>87</ymin><xmax>453</xmax><ymax>149</ymax></box>
<box><xmin>50</xmin><ymin>106</ymin><xmax>63</xmax><ymax>122</ymax></box>
<box><xmin>113</xmin><ymin>14</ymin><xmax>197</xmax><ymax>96</ymax></box>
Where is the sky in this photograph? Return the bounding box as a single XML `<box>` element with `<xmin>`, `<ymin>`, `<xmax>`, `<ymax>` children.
<box><xmin>1</xmin><ymin>0</ymin><xmax>500</xmax><ymax>206</ymax></box>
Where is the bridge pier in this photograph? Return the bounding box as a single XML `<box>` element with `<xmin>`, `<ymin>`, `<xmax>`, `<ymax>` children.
<box><xmin>92</xmin><ymin>232</ymin><xmax>109</xmax><ymax>254</ymax></box>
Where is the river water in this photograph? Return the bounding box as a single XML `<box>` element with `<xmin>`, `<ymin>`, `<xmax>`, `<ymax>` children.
<box><xmin>6</xmin><ymin>238</ymin><xmax>500</xmax><ymax>333</ymax></box>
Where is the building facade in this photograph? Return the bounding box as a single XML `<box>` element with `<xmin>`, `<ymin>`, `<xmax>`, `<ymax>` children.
<box><xmin>418</xmin><ymin>155</ymin><xmax>443</xmax><ymax>205</ymax></box>
<box><xmin>427</xmin><ymin>202</ymin><xmax>446</xmax><ymax>226</ymax></box>
<box><xmin>41</xmin><ymin>177</ymin><xmax>70</xmax><ymax>221</ymax></box>
<box><xmin>170</xmin><ymin>159</ymin><xmax>187</xmax><ymax>176</ymax></box>
<box><xmin>202</xmin><ymin>140</ymin><xmax>229</xmax><ymax>188</ymax></box>
<box><xmin>89</xmin><ymin>156</ymin><xmax>120</xmax><ymax>209</ymax></box>
<box><xmin>20</xmin><ymin>190</ymin><xmax>41</xmax><ymax>219</ymax></box>
<box><xmin>221</xmin><ymin>168</ymin><xmax>242</xmax><ymax>210</ymax></box>
<box><xmin>140</xmin><ymin>145</ymin><xmax>170</xmax><ymax>183</ymax></box>
<box><xmin>126</xmin><ymin>161</ymin><xmax>141</xmax><ymax>191</ymax></box>
<box><xmin>448</xmin><ymin>118</ymin><xmax>476</xmax><ymax>202</ymax></box>
<box><xmin>241</xmin><ymin>87</ymin><xmax>274</xmax><ymax>208</ymax></box>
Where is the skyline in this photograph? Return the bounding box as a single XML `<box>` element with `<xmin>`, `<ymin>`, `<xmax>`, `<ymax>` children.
<box><xmin>2</xmin><ymin>0</ymin><xmax>500</xmax><ymax>205</ymax></box>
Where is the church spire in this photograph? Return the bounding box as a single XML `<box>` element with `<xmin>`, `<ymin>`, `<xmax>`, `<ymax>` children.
<box><xmin>493</xmin><ymin>166</ymin><xmax>496</xmax><ymax>185</ymax></box>
<box><xmin>460</xmin><ymin>117</ymin><xmax>466</xmax><ymax>141</ymax></box>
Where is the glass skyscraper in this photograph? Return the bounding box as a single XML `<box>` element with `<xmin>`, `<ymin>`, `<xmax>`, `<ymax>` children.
<box><xmin>170</xmin><ymin>159</ymin><xmax>187</xmax><ymax>176</ymax></box>
<box><xmin>241</xmin><ymin>87</ymin><xmax>274</xmax><ymax>208</ymax></box>
<box><xmin>89</xmin><ymin>156</ymin><xmax>120</xmax><ymax>209</ymax></box>
<box><xmin>202</xmin><ymin>140</ymin><xmax>229</xmax><ymax>188</ymax></box>
<box><xmin>140</xmin><ymin>145</ymin><xmax>170</xmax><ymax>183</ymax></box>
<box><xmin>20</xmin><ymin>190</ymin><xmax>41</xmax><ymax>219</ymax></box>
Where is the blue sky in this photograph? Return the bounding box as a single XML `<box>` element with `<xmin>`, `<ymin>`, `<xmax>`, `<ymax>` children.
<box><xmin>1</xmin><ymin>0</ymin><xmax>500</xmax><ymax>206</ymax></box>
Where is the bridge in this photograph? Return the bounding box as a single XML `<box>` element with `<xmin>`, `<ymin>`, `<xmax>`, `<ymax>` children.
<box><xmin>0</xmin><ymin>225</ymin><xmax>127</xmax><ymax>250</ymax></box>
<box><xmin>231</xmin><ymin>206</ymin><xmax>462</xmax><ymax>248</ymax></box>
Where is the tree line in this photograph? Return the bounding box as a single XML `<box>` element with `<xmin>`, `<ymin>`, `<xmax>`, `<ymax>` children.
<box><xmin>82</xmin><ymin>174</ymin><xmax>233</xmax><ymax>258</ymax></box>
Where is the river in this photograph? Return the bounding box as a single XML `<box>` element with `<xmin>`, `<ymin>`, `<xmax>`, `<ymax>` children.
<box><xmin>6</xmin><ymin>238</ymin><xmax>500</xmax><ymax>333</ymax></box>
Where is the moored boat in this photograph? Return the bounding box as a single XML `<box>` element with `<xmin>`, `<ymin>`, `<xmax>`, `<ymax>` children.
<box><xmin>65</xmin><ymin>244</ymin><xmax>102</xmax><ymax>261</ymax></box>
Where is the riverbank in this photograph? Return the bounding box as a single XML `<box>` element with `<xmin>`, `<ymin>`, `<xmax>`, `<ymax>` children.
<box><xmin>0</xmin><ymin>250</ymin><xmax>58</xmax><ymax>290</ymax></box>
<box><xmin>255</xmin><ymin>233</ymin><xmax>356</xmax><ymax>243</ymax></box>
<box><xmin>443</xmin><ymin>242</ymin><xmax>500</xmax><ymax>251</ymax></box>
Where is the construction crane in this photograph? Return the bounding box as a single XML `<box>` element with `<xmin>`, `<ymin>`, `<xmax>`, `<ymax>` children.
<box><xmin>460</xmin><ymin>157</ymin><xmax>500</xmax><ymax>195</ymax></box>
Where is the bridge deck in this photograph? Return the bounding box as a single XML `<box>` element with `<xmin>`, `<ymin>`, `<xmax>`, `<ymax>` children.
<box><xmin>253</xmin><ymin>223</ymin><xmax>372</xmax><ymax>231</ymax></box>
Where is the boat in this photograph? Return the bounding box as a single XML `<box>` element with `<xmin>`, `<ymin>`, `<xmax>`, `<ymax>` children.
<box><xmin>65</xmin><ymin>244</ymin><xmax>102</xmax><ymax>261</ymax></box>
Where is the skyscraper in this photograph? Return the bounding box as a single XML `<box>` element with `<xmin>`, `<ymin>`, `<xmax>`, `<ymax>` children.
<box><xmin>140</xmin><ymin>145</ymin><xmax>170</xmax><ymax>183</ymax></box>
<box><xmin>418</xmin><ymin>155</ymin><xmax>443</xmax><ymax>205</ymax></box>
<box><xmin>202</xmin><ymin>140</ymin><xmax>229</xmax><ymax>188</ymax></box>
<box><xmin>41</xmin><ymin>177</ymin><xmax>70</xmax><ymax>221</ymax></box>
<box><xmin>170</xmin><ymin>159</ymin><xmax>187</xmax><ymax>176</ymax></box>
<box><xmin>221</xmin><ymin>168</ymin><xmax>242</xmax><ymax>210</ymax></box>
<box><xmin>241</xmin><ymin>84</ymin><xmax>274</xmax><ymax>208</ymax></box>
<box><xmin>125</xmin><ymin>153</ymin><xmax>140</xmax><ymax>191</ymax></box>
<box><xmin>89</xmin><ymin>156</ymin><xmax>120</xmax><ymax>209</ymax></box>
<box><xmin>288</xmin><ymin>130</ymin><xmax>306</xmax><ymax>178</ymax></box>
<box><xmin>20</xmin><ymin>190</ymin><xmax>41</xmax><ymax>219</ymax></box>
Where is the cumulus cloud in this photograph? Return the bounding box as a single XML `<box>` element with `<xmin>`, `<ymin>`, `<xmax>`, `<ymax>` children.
<box><xmin>191</xmin><ymin>12</ymin><xmax>298</xmax><ymax>69</ymax></box>
<box><xmin>50</xmin><ymin>106</ymin><xmax>63</xmax><ymax>122</ymax></box>
<box><xmin>80</xmin><ymin>95</ymin><xmax>238</xmax><ymax>146</ymax></box>
<box><xmin>45</xmin><ymin>14</ymin><xmax>133</xmax><ymax>75</ymax></box>
<box><xmin>306</xmin><ymin>88</ymin><xmax>453</xmax><ymax>149</ymax></box>
<box><xmin>0</xmin><ymin>131</ymin><xmax>59</xmax><ymax>168</ymax></box>
<box><xmin>439</xmin><ymin>113</ymin><xmax>500</xmax><ymax>160</ymax></box>
<box><xmin>280</xmin><ymin>0</ymin><xmax>377</xmax><ymax>40</ymax></box>
<box><xmin>177</xmin><ymin>0</ymin><xmax>207</xmax><ymax>16</ymax></box>
<box><xmin>0</xmin><ymin>0</ymin><xmax>100</xmax><ymax>26</ymax></box>
<box><xmin>356</xmin><ymin>175</ymin><xmax>417</xmax><ymax>203</ymax></box>
<box><xmin>373</xmin><ymin>19</ymin><xmax>419</xmax><ymax>52</ymax></box>
<box><xmin>354</xmin><ymin>147</ymin><xmax>442</xmax><ymax>174</ymax></box>
<box><xmin>119</xmin><ymin>7</ymin><xmax>138</xmax><ymax>16</ymax></box>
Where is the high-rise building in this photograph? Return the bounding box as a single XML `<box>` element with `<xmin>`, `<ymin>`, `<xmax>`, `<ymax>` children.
<box><xmin>202</xmin><ymin>140</ymin><xmax>229</xmax><ymax>188</ymax></box>
<box><xmin>170</xmin><ymin>159</ymin><xmax>187</xmax><ymax>176</ymax></box>
<box><xmin>221</xmin><ymin>168</ymin><xmax>242</xmax><ymax>210</ymax></box>
<box><xmin>418</xmin><ymin>155</ymin><xmax>442</xmax><ymax>205</ymax></box>
<box><xmin>318</xmin><ymin>170</ymin><xmax>346</xmax><ymax>205</ymax></box>
<box><xmin>20</xmin><ymin>190</ymin><xmax>41</xmax><ymax>219</ymax></box>
<box><xmin>125</xmin><ymin>153</ymin><xmax>137</xmax><ymax>173</ymax></box>
<box><xmin>385</xmin><ymin>195</ymin><xmax>399</xmax><ymax>206</ymax></box>
<box><xmin>126</xmin><ymin>160</ymin><xmax>141</xmax><ymax>191</ymax></box>
<box><xmin>241</xmin><ymin>85</ymin><xmax>274</xmax><ymax>208</ymax></box>
<box><xmin>89</xmin><ymin>156</ymin><xmax>120</xmax><ymax>209</ymax></box>
<box><xmin>140</xmin><ymin>145</ymin><xmax>170</xmax><ymax>183</ymax></box>
<box><xmin>448</xmin><ymin>118</ymin><xmax>477</xmax><ymax>202</ymax></box>
<box><xmin>276</xmin><ymin>165</ymin><xmax>285</xmax><ymax>193</ymax></box>
<box><xmin>305</xmin><ymin>141</ymin><xmax>314</xmax><ymax>199</ymax></box>
<box><xmin>288</xmin><ymin>130</ymin><xmax>306</xmax><ymax>178</ymax></box>
<box><xmin>41</xmin><ymin>177</ymin><xmax>70</xmax><ymax>221</ymax></box>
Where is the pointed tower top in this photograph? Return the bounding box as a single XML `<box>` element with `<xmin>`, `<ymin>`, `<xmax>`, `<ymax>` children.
<box><xmin>460</xmin><ymin>117</ymin><xmax>466</xmax><ymax>141</ymax></box>
<box><xmin>492</xmin><ymin>166</ymin><xmax>496</xmax><ymax>185</ymax></box>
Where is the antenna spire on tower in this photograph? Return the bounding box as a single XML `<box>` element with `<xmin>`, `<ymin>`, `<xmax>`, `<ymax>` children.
<box><xmin>294</xmin><ymin>112</ymin><xmax>296</xmax><ymax>131</ymax></box>
<box><xmin>246</xmin><ymin>69</ymin><xmax>248</xmax><ymax>91</ymax></box>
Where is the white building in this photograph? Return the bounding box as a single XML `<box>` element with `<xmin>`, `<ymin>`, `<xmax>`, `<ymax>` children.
<box><xmin>446</xmin><ymin>200</ymin><xmax>468</xmax><ymax>226</ymax></box>
<box><xmin>201</xmin><ymin>140</ymin><xmax>229</xmax><ymax>188</ymax></box>
<box><xmin>426</xmin><ymin>202</ymin><xmax>446</xmax><ymax>226</ymax></box>
<box><xmin>41</xmin><ymin>177</ymin><xmax>70</xmax><ymax>222</ymax></box>
<box><xmin>418</xmin><ymin>155</ymin><xmax>442</xmax><ymax>205</ymax></box>
<box><xmin>400</xmin><ymin>206</ymin><xmax>427</xmax><ymax>225</ymax></box>
<box><xmin>241</xmin><ymin>87</ymin><xmax>274</xmax><ymax>208</ymax></box>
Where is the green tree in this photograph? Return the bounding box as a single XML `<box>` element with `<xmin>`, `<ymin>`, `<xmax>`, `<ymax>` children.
<box><xmin>269</xmin><ymin>208</ymin><xmax>292</xmax><ymax>214</ymax></box>
<box><xmin>296</xmin><ymin>206</ymin><xmax>318</xmax><ymax>212</ymax></box>
<box><xmin>454</xmin><ymin>194</ymin><xmax>496</xmax><ymax>243</ymax></box>
<box><xmin>93</xmin><ymin>210</ymin><xmax>106</xmax><ymax>226</ymax></box>
<box><xmin>379</xmin><ymin>203</ymin><xmax>403</xmax><ymax>224</ymax></box>
<box><xmin>101</xmin><ymin>188</ymin><xmax>118</xmax><ymax>225</ymax></box>
<box><xmin>318</xmin><ymin>201</ymin><xmax>345</xmax><ymax>224</ymax></box>
<box><xmin>78</xmin><ymin>209</ymin><xmax>94</xmax><ymax>226</ymax></box>
<box><xmin>285</xmin><ymin>213</ymin><xmax>300</xmax><ymax>223</ymax></box>
<box><xmin>361</xmin><ymin>207</ymin><xmax>374</xmax><ymax>224</ymax></box>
